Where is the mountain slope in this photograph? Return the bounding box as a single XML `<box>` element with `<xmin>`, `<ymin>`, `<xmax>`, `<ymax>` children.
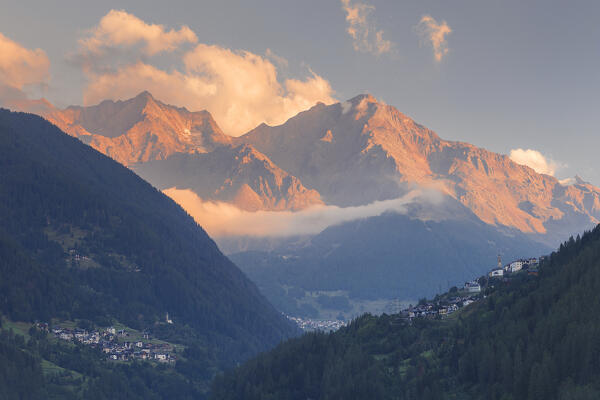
<box><xmin>237</xmin><ymin>95</ymin><xmax>600</xmax><ymax>241</ymax></box>
<box><xmin>231</xmin><ymin>197</ymin><xmax>550</xmax><ymax>318</ymax></box>
<box><xmin>31</xmin><ymin>91</ymin><xmax>232</xmax><ymax>165</ymax></box>
<box><xmin>15</xmin><ymin>93</ymin><xmax>599</xmax><ymax>321</ymax></box>
<box><xmin>212</xmin><ymin>225</ymin><xmax>600</xmax><ymax>400</ymax></box>
<box><xmin>134</xmin><ymin>144</ymin><xmax>323</xmax><ymax>211</ymax></box>
<box><xmin>0</xmin><ymin>109</ymin><xmax>298</xmax><ymax>395</ymax></box>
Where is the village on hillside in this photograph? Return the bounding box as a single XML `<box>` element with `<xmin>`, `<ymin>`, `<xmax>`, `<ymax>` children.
<box><xmin>287</xmin><ymin>316</ymin><xmax>346</xmax><ymax>332</ymax></box>
<box><xmin>37</xmin><ymin>256</ymin><xmax>546</xmax><ymax>348</ymax></box>
<box><xmin>47</xmin><ymin>325</ymin><xmax>177</xmax><ymax>363</ymax></box>
<box><xmin>290</xmin><ymin>255</ymin><xmax>545</xmax><ymax>332</ymax></box>
<box><xmin>398</xmin><ymin>256</ymin><xmax>543</xmax><ymax>322</ymax></box>
<box><xmin>31</xmin><ymin>314</ymin><xmax>179</xmax><ymax>364</ymax></box>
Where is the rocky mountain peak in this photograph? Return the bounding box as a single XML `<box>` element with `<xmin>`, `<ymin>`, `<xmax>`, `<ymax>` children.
<box><xmin>135</xmin><ymin>143</ymin><xmax>323</xmax><ymax>212</ymax></box>
<box><xmin>237</xmin><ymin>95</ymin><xmax>600</xmax><ymax>242</ymax></box>
<box><xmin>21</xmin><ymin>92</ymin><xmax>231</xmax><ymax>165</ymax></box>
<box><xmin>11</xmin><ymin>91</ymin><xmax>600</xmax><ymax>242</ymax></box>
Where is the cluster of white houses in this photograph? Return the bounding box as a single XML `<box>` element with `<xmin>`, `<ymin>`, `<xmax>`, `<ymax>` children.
<box><xmin>400</xmin><ymin>256</ymin><xmax>544</xmax><ymax>322</ymax></box>
<box><xmin>52</xmin><ymin>326</ymin><xmax>176</xmax><ymax>363</ymax></box>
<box><xmin>288</xmin><ymin>316</ymin><xmax>347</xmax><ymax>332</ymax></box>
<box><xmin>402</xmin><ymin>293</ymin><xmax>480</xmax><ymax>320</ymax></box>
<box><xmin>488</xmin><ymin>257</ymin><xmax>540</xmax><ymax>278</ymax></box>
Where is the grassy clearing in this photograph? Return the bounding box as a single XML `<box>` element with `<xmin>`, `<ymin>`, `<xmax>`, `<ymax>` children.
<box><xmin>40</xmin><ymin>358</ymin><xmax>83</xmax><ymax>380</ymax></box>
<box><xmin>44</xmin><ymin>225</ymin><xmax>87</xmax><ymax>251</ymax></box>
<box><xmin>1</xmin><ymin>318</ymin><xmax>32</xmax><ymax>338</ymax></box>
<box><xmin>110</xmin><ymin>321</ymin><xmax>185</xmax><ymax>352</ymax></box>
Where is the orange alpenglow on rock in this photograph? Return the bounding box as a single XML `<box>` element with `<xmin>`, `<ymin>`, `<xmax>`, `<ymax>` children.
<box><xmin>32</xmin><ymin>91</ymin><xmax>232</xmax><ymax>166</ymax></box>
<box><xmin>237</xmin><ymin>94</ymin><xmax>600</xmax><ymax>236</ymax></box>
<box><xmin>17</xmin><ymin>91</ymin><xmax>600</xmax><ymax>239</ymax></box>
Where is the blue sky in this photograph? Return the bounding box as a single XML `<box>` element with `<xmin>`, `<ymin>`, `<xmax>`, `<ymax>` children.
<box><xmin>1</xmin><ymin>0</ymin><xmax>598</xmax><ymax>184</ymax></box>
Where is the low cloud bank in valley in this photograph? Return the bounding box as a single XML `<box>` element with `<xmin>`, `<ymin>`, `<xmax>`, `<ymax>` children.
<box><xmin>164</xmin><ymin>187</ymin><xmax>437</xmax><ymax>238</ymax></box>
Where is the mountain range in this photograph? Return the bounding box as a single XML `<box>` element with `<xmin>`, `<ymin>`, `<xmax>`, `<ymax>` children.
<box><xmin>22</xmin><ymin>91</ymin><xmax>599</xmax><ymax>239</ymax></box>
<box><xmin>13</xmin><ymin>91</ymin><xmax>600</xmax><ymax>317</ymax></box>
<box><xmin>236</xmin><ymin>94</ymin><xmax>600</xmax><ymax>239</ymax></box>
<box><xmin>13</xmin><ymin>91</ymin><xmax>232</xmax><ymax>165</ymax></box>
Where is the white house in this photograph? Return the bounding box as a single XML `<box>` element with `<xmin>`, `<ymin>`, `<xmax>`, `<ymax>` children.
<box><xmin>510</xmin><ymin>260</ymin><xmax>524</xmax><ymax>273</ymax></box>
<box><xmin>464</xmin><ymin>281</ymin><xmax>481</xmax><ymax>293</ymax></box>
<box><xmin>489</xmin><ymin>268</ymin><xmax>504</xmax><ymax>278</ymax></box>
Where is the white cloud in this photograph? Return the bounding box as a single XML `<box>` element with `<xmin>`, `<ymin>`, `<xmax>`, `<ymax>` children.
<box><xmin>165</xmin><ymin>187</ymin><xmax>428</xmax><ymax>237</ymax></box>
<box><xmin>79</xmin><ymin>10</ymin><xmax>197</xmax><ymax>56</ymax></box>
<box><xmin>509</xmin><ymin>148</ymin><xmax>561</xmax><ymax>176</ymax></box>
<box><xmin>341</xmin><ymin>100</ymin><xmax>352</xmax><ymax>114</ymax></box>
<box><xmin>416</xmin><ymin>15</ymin><xmax>452</xmax><ymax>62</ymax></box>
<box><xmin>0</xmin><ymin>32</ymin><xmax>50</xmax><ymax>89</ymax></box>
<box><xmin>559</xmin><ymin>177</ymin><xmax>575</xmax><ymax>186</ymax></box>
<box><xmin>79</xmin><ymin>11</ymin><xmax>335</xmax><ymax>136</ymax></box>
<box><xmin>340</xmin><ymin>0</ymin><xmax>393</xmax><ymax>55</ymax></box>
<box><xmin>265</xmin><ymin>48</ymin><xmax>288</xmax><ymax>68</ymax></box>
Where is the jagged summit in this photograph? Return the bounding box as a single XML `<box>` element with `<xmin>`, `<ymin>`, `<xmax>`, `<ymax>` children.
<box><xmin>29</xmin><ymin>92</ymin><xmax>231</xmax><ymax>165</ymax></box>
<box><xmin>237</xmin><ymin>95</ymin><xmax>600</xmax><ymax>241</ymax></box>
<box><xmin>134</xmin><ymin>143</ymin><xmax>323</xmax><ymax>212</ymax></box>
<box><xmin>10</xmin><ymin>91</ymin><xmax>600</xmax><ymax>241</ymax></box>
<box><xmin>134</xmin><ymin>90</ymin><xmax>153</xmax><ymax>100</ymax></box>
<box><xmin>575</xmin><ymin>175</ymin><xmax>590</xmax><ymax>185</ymax></box>
<box><xmin>346</xmin><ymin>93</ymin><xmax>377</xmax><ymax>103</ymax></box>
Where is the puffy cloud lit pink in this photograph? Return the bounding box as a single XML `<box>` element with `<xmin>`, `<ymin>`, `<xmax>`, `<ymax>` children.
<box><xmin>83</xmin><ymin>39</ymin><xmax>335</xmax><ymax>135</ymax></box>
<box><xmin>0</xmin><ymin>32</ymin><xmax>50</xmax><ymax>89</ymax></box>
<box><xmin>509</xmin><ymin>148</ymin><xmax>561</xmax><ymax>176</ymax></box>
<box><xmin>340</xmin><ymin>0</ymin><xmax>393</xmax><ymax>55</ymax></box>
<box><xmin>79</xmin><ymin>10</ymin><xmax>197</xmax><ymax>56</ymax></box>
<box><xmin>416</xmin><ymin>15</ymin><xmax>452</xmax><ymax>62</ymax></box>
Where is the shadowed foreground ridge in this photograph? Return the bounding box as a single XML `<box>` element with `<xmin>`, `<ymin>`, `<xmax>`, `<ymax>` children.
<box><xmin>212</xmin><ymin>224</ymin><xmax>600</xmax><ymax>400</ymax></box>
<box><xmin>0</xmin><ymin>109</ymin><xmax>297</xmax><ymax>398</ymax></box>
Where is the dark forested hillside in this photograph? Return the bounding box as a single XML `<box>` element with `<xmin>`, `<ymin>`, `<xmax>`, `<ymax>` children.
<box><xmin>212</xmin><ymin>225</ymin><xmax>600</xmax><ymax>400</ymax></box>
<box><xmin>0</xmin><ymin>109</ymin><xmax>297</xmax><ymax>397</ymax></box>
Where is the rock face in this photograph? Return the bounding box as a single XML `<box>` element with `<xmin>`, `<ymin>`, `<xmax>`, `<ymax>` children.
<box><xmin>11</xmin><ymin>91</ymin><xmax>600</xmax><ymax>318</ymax></box>
<box><xmin>134</xmin><ymin>144</ymin><xmax>323</xmax><ymax>211</ymax></box>
<box><xmin>13</xmin><ymin>92</ymin><xmax>600</xmax><ymax>241</ymax></box>
<box><xmin>38</xmin><ymin>91</ymin><xmax>232</xmax><ymax>165</ymax></box>
<box><xmin>237</xmin><ymin>94</ymin><xmax>600</xmax><ymax>240</ymax></box>
<box><xmin>15</xmin><ymin>92</ymin><xmax>322</xmax><ymax>212</ymax></box>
